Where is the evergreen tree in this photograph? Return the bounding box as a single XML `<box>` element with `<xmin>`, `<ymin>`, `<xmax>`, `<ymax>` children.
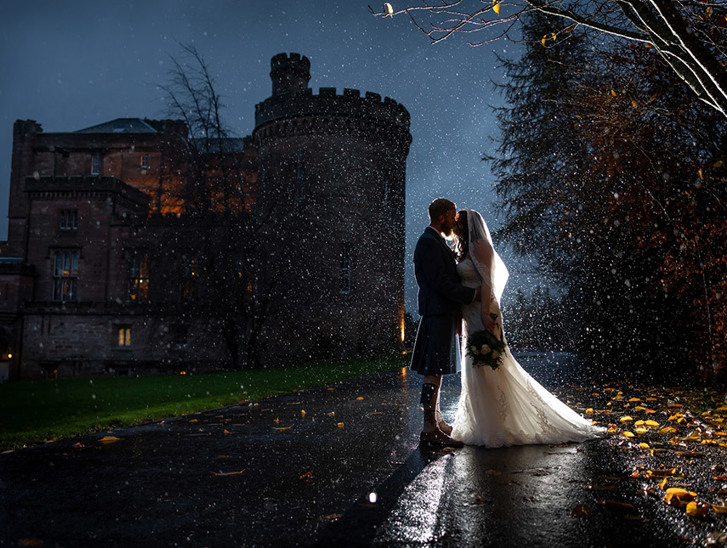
<box><xmin>492</xmin><ymin>14</ymin><xmax>727</xmax><ymax>381</ymax></box>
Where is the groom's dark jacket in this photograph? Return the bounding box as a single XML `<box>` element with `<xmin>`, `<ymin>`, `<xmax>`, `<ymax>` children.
<box><xmin>414</xmin><ymin>226</ymin><xmax>476</xmax><ymax>316</ymax></box>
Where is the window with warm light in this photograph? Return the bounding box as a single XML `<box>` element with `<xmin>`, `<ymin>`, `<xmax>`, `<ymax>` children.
<box><xmin>52</xmin><ymin>249</ymin><xmax>80</xmax><ymax>302</ymax></box>
<box><xmin>117</xmin><ymin>326</ymin><xmax>131</xmax><ymax>347</ymax></box>
<box><xmin>128</xmin><ymin>253</ymin><xmax>150</xmax><ymax>301</ymax></box>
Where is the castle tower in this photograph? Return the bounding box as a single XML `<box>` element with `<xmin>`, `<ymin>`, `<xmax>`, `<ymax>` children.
<box><xmin>270</xmin><ymin>52</ymin><xmax>311</xmax><ymax>97</ymax></box>
<box><xmin>253</xmin><ymin>52</ymin><xmax>412</xmax><ymax>360</ymax></box>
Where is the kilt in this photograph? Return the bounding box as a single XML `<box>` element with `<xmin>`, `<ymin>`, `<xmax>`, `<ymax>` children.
<box><xmin>409</xmin><ymin>314</ymin><xmax>461</xmax><ymax>376</ymax></box>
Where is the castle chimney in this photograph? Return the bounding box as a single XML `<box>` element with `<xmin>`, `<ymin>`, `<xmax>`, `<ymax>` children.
<box><xmin>270</xmin><ymin>53</ymin><xmax>311</xmax><ymax>97</ymax></box>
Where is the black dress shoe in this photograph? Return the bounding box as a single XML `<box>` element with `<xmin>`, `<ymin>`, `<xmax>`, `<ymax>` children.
<box><xmin>420</xmin><ymin>428</ymin><xmax>464</xmax><ymax>448</ymax></box>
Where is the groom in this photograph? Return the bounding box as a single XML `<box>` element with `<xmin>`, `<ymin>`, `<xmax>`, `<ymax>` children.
<box><xmin>411</xmin><ymin>198</ymin><xmax>479</xmax><ymax>448</ymax></box>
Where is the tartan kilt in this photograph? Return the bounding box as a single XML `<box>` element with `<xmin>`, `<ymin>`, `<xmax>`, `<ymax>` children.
<box><xmin>409</xmin><ymin>314</ymin><xmax>461</xmax><ymax>376</ymax></box>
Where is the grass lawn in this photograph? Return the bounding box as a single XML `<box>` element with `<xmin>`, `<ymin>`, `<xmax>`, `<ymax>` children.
<box><xmin>0</xmin><ymin>354</ymin><xmax>408</xmax><ymax>451</ymax></box>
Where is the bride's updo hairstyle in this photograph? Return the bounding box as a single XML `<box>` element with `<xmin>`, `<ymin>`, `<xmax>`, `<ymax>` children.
<box><xmin>456</xmin><ymin>210</ymin><xmax>469</xmax><ymax>262</ymax></box>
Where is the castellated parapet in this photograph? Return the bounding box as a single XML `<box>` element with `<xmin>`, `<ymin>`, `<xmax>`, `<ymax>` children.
<box><xmin>252</xmin><ymin>52</ymin><xmax>411</xmax><ymax>360</ymax></box>
<box><xmin>256</xmin><ymin>54</ymin><xmax>411</xmax><ymax>145</ymax></box>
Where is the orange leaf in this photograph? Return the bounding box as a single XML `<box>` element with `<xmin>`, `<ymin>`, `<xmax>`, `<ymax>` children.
<box><xmin>602</xmin><ymin>500</ymin><xmax>638</xmax><ymax>513</ymax></box>
<box><xmin>99</xmin><ymin>436</ymin><xmax>120</xmax><ymax>445</ymax></box>
<box><xmin>686</xmin><ymin>501</ymin><xmax>709</xmax><ymax>518</ymax></box>
<box><xmin>212</xmin><ymin>469</ymin><xmax>245</xmax><ymax>476</ymax></box>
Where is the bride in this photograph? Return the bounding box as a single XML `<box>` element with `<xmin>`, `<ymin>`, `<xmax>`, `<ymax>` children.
<box><xmin>450</xmin><ymin>209</ymin><xmax>603</xmax><ymax>447</ymax></box>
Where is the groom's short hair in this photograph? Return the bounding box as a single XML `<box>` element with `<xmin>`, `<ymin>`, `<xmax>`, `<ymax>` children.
<box><xmin>428</xmin><ymin>198</ymin><xmax>456</xmax><ymax>222</ymax></box>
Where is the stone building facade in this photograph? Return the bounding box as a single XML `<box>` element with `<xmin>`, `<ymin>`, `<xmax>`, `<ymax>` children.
<box><xmin>0</xmin><ymin>53</ymin><xmax>411</xmax><ymax>379</ymax></box>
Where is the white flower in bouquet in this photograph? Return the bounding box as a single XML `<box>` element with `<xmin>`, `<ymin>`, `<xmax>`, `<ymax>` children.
<box><xmin>480</xmin><ymin>344</ymin><xmax>491</xmax><ymax>355</ymax></box>
<box><xmin>470</xmin><ymin>346</ymin><xmax>479</xmax><ymax>355</ymax></box>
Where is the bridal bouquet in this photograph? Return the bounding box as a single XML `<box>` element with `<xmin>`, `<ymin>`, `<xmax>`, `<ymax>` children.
<box><xmin>466</xmin><ymin>315</ymin><xmax>506</xmax><ymax>370</ymax></box>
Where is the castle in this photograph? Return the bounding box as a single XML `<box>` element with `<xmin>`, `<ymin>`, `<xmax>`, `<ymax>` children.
<box><xmin>0</xmin><ymin>53</ymin><xmax>411</xmax><ymax>380</ymax></box>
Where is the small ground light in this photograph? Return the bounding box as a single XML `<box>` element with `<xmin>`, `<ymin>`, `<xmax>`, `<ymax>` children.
<box><xmin>368</xmin><ymin>492</ymin><xmax>377</xmax><ymax>504</ymax></box>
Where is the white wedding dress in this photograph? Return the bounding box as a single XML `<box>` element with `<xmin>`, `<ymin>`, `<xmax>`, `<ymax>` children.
<box><xmin>450</xmin><ymin>211</ymin><xmax>602</xmax><ymax>448</ymax></box>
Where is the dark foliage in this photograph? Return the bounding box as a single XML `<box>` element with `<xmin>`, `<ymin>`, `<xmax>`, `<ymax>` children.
<box><xmin>492</xmin><ymin>14</ymin><xmax>727</xmax><ymax>382</ymax></box>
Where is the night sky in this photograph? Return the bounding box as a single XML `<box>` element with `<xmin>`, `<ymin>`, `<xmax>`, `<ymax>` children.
<box><xmin>0</xmin><ymin>1</ymin><xmax>528</xmax><ymax>313</ymax></box>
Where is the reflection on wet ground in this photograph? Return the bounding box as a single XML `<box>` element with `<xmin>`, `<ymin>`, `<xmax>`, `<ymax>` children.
<box><xmin>0</xmin><ymin>354</ymin><xmax>698</xmax><ymax>546</ymax></box>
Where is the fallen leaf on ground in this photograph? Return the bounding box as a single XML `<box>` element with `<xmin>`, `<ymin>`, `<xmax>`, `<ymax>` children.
<box><xmin>98</xmin><ymin>436</ymin><xmax>120</xmax><ymax>444</ymax></box>
<box><xmin>18</xmin><ymin>539</ymin><xmax>43</xmax><ymax>547</ymax></box>
<box><xmin>665</xmin><ymin>488</ymin><xmax>698</xmax><ymax>507</ymax></box>
<box><xmin>572</xmin><ymin>504</ymin><xmax>591</xmax><ymax>518</ymax></box>
<box><xmin>599</xmin><ymin>499</ymin><xmax>639</xmax><ymax>514</ymax></box>
<box><xmin>465</xmin><ymin>493</ymin><xmax>490</xmax><ymax>506</ymax></box>
<box><xmin>318</xmin><ymin>514</ymin><xmax>342</xmax><ymax>522</ymax></box>
<box><xmin>212</xmin><ymin>469</ymin><xmax>245</xmax><ymax>476</ymax></box>
<box><xmin>674</xmin><ymin>450</ymin><xmax>704</xmax><ymax>457</ymax></box>
<box><xmin>686</xmin><ymin>501</ymin><xmax>710</xmax><ymax>518</ymax></box>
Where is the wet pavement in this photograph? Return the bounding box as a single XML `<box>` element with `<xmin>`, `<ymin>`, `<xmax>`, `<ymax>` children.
<box><xmin>0</xmin><ymin>353</ymin><xmax>713</xmax><ymax>546</ymax></box>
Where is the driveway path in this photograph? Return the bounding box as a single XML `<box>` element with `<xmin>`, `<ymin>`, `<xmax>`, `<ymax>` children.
<box><xmin>0</xmin><ymin>354</ymin><xmax>700</xmax><ymax>546</ymax></box>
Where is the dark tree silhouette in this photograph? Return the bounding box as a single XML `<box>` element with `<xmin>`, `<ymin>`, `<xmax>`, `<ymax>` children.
<box><xmin>145</xmin><ymin>44</ymin><xmax>287</xmax><ymax>369</ymax></box>
<box><xmin>491</xmin><ymin>14</ymin><xmax>727</xmax><ymax>380</ymax></box>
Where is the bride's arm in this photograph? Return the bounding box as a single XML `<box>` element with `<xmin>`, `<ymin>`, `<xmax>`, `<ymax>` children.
<box><xmin>471</xmin><ymin>240</ymin><xmax>496</xmax><ymax>333</ymax></box>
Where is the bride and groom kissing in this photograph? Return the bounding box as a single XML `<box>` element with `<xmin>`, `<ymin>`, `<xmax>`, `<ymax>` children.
<box><xmin>411</xmin><ymin>198</ymin><xmax>602</xmax><ymax>449</ymax></box>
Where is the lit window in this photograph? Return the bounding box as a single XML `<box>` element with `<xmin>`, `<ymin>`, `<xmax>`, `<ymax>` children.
<box><xmin>59</xmin><ymin>210</ymin><xmax>78</xmax><ymax>231</ymax></box>
<box><xmin>52</xmin><ymin>249</ymin><xmax>79</xmax><ymax>302</ymax></box>
<box><xmin>340</xmin><ymin>243</ymin><xmax>352</xmax><ymax>294</ymax></box>
<box><xmin>128</xmin><ymin>253</ymin><xmax>150</xmax><ymax>301</ymax></box>
<box><xmin>140</xmin><ymin>155</ymin><xmax>149</xmax><ymax>169</ymax></box>
<box><xmin>91</xmin><ymin>153</ymin><xmax>101</xmax><ymax>176</ymax></box>
<box><xmin>117</xmin><ymin>326</ymin><xmax>131</xmax><ymax>347</ymax></box>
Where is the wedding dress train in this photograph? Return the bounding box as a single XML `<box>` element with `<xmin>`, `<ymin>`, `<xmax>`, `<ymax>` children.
<box><xmin>450</xmin><ymin>214</ymin><xmax>602</xmax><ymax>448</ymax></box>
